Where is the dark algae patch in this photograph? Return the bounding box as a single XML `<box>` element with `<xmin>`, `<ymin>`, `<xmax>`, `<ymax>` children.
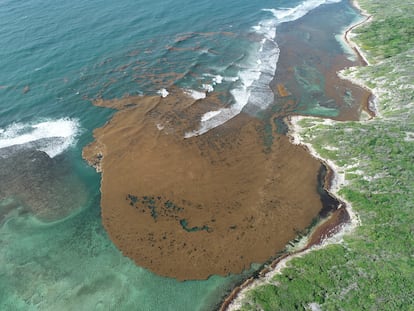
<box><xmin>126</xmin><ymin>194</ymin><xmax>184</xmax><ymax>221</ymax></box>
<box><xmin>179</xmin><ymin>219</ymin><xmax>211</xmax><ymax>233</ymax></box>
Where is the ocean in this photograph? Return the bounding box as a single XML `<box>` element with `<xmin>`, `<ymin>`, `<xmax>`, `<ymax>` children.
<box><xmin>0</xmin><ymin>0</ymin><xmax>362</xmax><ymax>309</ymax></box>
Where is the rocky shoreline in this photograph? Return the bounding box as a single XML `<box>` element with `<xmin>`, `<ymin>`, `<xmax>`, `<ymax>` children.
<box><xmin>218</xmin><ymin>1</ymin><xmax>373</xmax><ymax>309</ymax></box>
<box><xmin>217</xmin><ymin>128</ymin><xmax>356</xmax><ymax>310</ymax></box>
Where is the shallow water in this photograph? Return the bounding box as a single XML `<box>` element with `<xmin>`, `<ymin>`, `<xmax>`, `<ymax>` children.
<box><xmin>0</xmin><ymin>194</ymin><xmax>252</xmax><ymax>310</ymax></box>
<box><xmin>0</xmin><ymin>0</ymin><xmax>362</xmax><ymax>309</ymax></box>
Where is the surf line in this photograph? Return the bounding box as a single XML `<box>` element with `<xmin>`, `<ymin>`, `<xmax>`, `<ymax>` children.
<box><xmin>344</xmin><ymin>0</ymin><xmax>373</xmax><ymax>66</ymax></box>
<box><xmin>218</xmin><ymin>2</ymin><xmax>375</xmax><ymax>310</ymax></box>
<box><xmin>185</xmin><ymin>0</ymin><xmax>347</xmax><ymax>139</ymax></box>
<box><xmin>0</xmin><ymin>118</ymin><xmax>79</xmax><ymax>158</ymax></box>
<box><xmin>342</xmin><ymin>1</ymin><xmax>378</xmax><ymax>118</ymax></box>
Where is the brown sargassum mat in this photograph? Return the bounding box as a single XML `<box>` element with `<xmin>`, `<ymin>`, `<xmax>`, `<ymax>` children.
<box><xmin>83</xmin><ymin>90</ymin><xmax>322</xmax><ymax>280</ymax></box>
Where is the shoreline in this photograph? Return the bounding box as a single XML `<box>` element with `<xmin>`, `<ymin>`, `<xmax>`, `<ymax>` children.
<box><xmin>340</xmin><ymin>2</ymin><xmax>381</xmax><ymax>118</ymax></box>
<box><xmin>219</xmin><ymin>1</ymin><xmax>372</xmax><ymax>309</ymax></box>
<box><xmin>344</xmin><ymin>1</ymin><xmax>373</xmax><ymax>66</ymax></box>
<box><xmin>219</xmin><ymin>117</ymin><xmax>360</xmax><ymax>311</ymax></box>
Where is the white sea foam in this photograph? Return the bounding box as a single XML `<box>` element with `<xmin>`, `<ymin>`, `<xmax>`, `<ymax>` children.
<box><xmin>203</xmin><ymin>73</ymin><xmax>238</xmax><ymax>83</ymax></box>
<box><xmin>224</xmin><ymin>76</ymin><xmax>240</xmax><ymax>82</ymax></box>
<box><xmin>212</xmin><ymin>75</ymin><xmax>224</xmax><ymax>84</ymax></box>
<box><xmin>194</xmin><ymin>74</ymin><xmax>226</xmax><ymax>95</ymax></box>
<box><xmin>157</xmin><ymin>88</ymin><xmax>169</xmax><ymax>98</ymax></box>
<box><xmin>185</xmin><ymin>106</ymin><xmax>240</xmax><ymax>138</ymax></box>
<box><xmin>263</xmin><ymin>0</ymin><xmax>341</xmax><ymax>24</ymax></box>
<box><xmin>186</xmin><ymin>16</ymin><xmax>279</xmax><ymax>138</ymax></box>
<box><xmin>201</xmin><ymin>110</ymin><xmax>222</xmax><ymax>122</ymax></box>
<box><xmin>184</xmin><ymin>89</ymin><xmax>206</xmax><ymax>100</ymax></box>
<box><xmin>202</xmin><ymin>84</ymin><xmax>214</xmax><ymax>92</ymax></box>
<box><xmin>0</xmin><ymin>118</ymin><xmax>80</xmax><ymax>158</ymax></box>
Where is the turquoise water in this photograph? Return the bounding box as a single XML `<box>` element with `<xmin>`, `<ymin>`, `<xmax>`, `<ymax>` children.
<box><xmin>0</xmin><ymin>0</ymin><xmax>360</xmax><ymax>310</ymax></box>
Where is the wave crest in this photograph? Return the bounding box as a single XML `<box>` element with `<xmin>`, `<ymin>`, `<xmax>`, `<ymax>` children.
<box><xmin>263</xmin><ymin>0</ymin><xmax>341</xmax><ymax>24</ymax></box>
<box><xmin>186</xmin><ymin>0</ymin><xmax>342</xmax><ymax>138</ymax></box>
<box><xmin>0</xmin><ymin>118</ymin><xmax>80</xmax><ymax>158</ymax></box>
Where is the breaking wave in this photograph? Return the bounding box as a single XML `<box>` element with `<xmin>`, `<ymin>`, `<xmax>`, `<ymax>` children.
<box><xmin>0</xmin><ymin>118</ymin><xmax>80</xmax><ymax>158</ymax></box>
<box><xmin>186</xmin><ymin>0</ymin><xmax>342</xmax><ymax>138</ymax></box>
<box><xmin>263</xmin><ymin>0</ymin><xmax>341</xmax><ymax>24</ymax></box>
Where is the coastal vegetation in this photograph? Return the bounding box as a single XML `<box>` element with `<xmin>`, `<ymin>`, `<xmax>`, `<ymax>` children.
<box><xmin>233</xmin><ymin>0</ymin><xmax>414</xmax><ymax>310</ymax></box>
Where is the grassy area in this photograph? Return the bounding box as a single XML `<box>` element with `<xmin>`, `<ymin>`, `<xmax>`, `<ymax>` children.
<box><xmin>235</xmin><ymin>0</ymin><xmax>414</xmax><ymax>310</ymax></box>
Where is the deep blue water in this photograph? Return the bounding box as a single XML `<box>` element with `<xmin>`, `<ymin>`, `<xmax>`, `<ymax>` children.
<box><xmin>0</xmin><ymin>0</ymin><xmax>360</xmax><ymax>309</ymax></box>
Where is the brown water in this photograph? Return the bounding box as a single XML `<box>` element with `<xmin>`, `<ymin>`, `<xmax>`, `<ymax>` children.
<box><xmin>83</xmin><ymin>91</ymin><xmax>324</xmax><ymax>280</ymax></box>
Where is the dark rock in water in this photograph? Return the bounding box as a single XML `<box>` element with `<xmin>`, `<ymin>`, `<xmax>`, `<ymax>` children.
<box><xmin>0</xmin><ymin>137</ymin><xmax>65</xmax><ymax>159</ymax></box>
<box><xmin>0</xmin><ymin>149</ymin><xmax>53</xmax><ymax>185</ymax></box>
<box><xmin>0</xmin><ymin>148</ymin><xmax>86</xmax><ymax>222</ymax></box>
<box><xmin>321</xmin><ymin>99</ymin><xmax>337</xmax><ymax>108</ymax></box>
